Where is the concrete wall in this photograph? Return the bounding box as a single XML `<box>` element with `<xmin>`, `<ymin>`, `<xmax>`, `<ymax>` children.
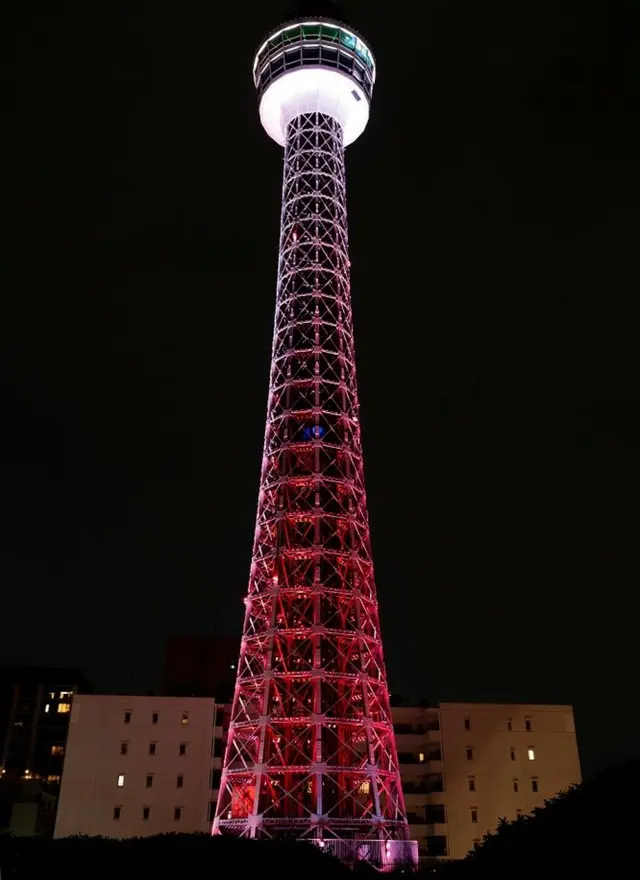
<box><xmin>55</xmin><ymin>695</ymin><xmax>219</xmax><ymax>838</ymax></box>
<box><xmin>393</xmin><ymin>702</ymin><xmax>581</xmax><ymax>860</ymax></box>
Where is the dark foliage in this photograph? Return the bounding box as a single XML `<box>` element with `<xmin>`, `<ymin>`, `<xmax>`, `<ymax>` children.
<box><xmin>0</xmin><ymin>833</ymin><xmax>356</xmax><ymax>880</ymax></box>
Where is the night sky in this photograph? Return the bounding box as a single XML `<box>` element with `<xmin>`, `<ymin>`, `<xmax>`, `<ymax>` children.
<box><xmin>5</xmin><ymin>1</ymin><xmax>638</xmax><ymax>777</ymax></box>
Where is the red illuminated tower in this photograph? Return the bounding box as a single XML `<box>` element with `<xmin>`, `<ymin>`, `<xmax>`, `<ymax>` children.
<box><xmin>213</xmin><ymin>2</ymin><xmax>416</xmax><ymax>867</ymax></box>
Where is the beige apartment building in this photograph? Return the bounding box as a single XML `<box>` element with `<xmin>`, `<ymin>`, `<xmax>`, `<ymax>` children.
<box><xmin>394</xmin><ymin>702</ymin><xmax>581</xmax><ymax>860</ymax></box>
<box><xmin>55</xmin><ymin>697</ymin><xmax>580</xmax><ymax>860</ymax></box>
<box><xmin>54</xmin><ymin>695</ymin><xmax>225</xmax><ymax>838</ymax></box>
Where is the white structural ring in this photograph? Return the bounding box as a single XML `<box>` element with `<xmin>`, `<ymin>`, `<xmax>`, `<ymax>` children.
<box><xmin>258</xmin><ymin>67</ymin><xmax>370</xmax><ymax>147</ymax></box>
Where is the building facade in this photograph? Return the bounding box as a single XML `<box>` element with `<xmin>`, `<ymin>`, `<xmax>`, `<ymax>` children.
<box><xmin>54</xmin><ymin>696</ymin><xmax>581</xmax><ymax>859</ymax></box>
<box><xmin>54</xmin><ymin>695</ymin><xmax>225</xmax><ymax>839</ymax></box>
<box><xmin>0</xmin><ymin>666</ymin><xmax>90</xmax><ymax>836</ymax></box>
<box><xmin>394</xmin><ymin>702</ymin><xmax>581</xmax><ymax>860</ymax></box>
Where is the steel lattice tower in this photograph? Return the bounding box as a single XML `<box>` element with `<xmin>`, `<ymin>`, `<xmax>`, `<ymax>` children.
<box><xmin>213</xmin><ymin>2</ymin><xmax>416</xmax><ymax>867</ymax></box>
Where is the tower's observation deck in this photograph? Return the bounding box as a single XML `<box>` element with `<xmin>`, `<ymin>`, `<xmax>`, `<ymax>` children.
<box><xmin>254</xmin><ymin>18</ymin><xmax>375</xmax><ymax>146</ymax></box>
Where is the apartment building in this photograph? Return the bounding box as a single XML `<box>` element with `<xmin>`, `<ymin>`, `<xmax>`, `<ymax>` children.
<box><xmin>0</xmin><ymin>665</ymin><xmax>91</xmax><ymax>836</ymax></box>
<box><xmin>54</xmin><ymin>695</ymin><xmax>225</xmax><ymax>838</ymax></box>
<box><xmin>394</xmin><ymin>702</ymin><xmax>581</xmax><ymax>860</ymax></box>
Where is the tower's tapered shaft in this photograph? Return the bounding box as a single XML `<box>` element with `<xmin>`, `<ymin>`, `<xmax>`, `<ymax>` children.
<box><xmin>213</xmin><ymin>10</ymin><xmax>415</xmax><ymax>866</ymax></box>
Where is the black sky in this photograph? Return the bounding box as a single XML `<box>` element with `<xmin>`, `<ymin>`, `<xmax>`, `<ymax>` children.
<box><xmin>4</xmin><ymin>1</ymin><xmax>639</xmax><ymax>777</ymax></box>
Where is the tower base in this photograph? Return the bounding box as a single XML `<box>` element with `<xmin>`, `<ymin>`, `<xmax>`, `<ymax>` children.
<box><xmin>310</xmin><ymin>838</ymin><xmax>419</xmax><ymax>871</ymax></box>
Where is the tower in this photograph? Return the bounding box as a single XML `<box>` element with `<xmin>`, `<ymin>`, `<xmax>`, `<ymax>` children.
<box><xmin>213</xmin><ymin>2</ymin><xmax>416</xmax><ymax>867</ymax></box>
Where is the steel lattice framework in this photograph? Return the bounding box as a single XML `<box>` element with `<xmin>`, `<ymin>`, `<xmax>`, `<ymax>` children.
<box><xmin>214</xmin><ymin>111</ymin><xmax>408</xmax><ymax>843</ymax></box>
<box><xmin>213</xmin><ymin>10</ymin><xmax>413</xmax><ymax>857</ymax></box>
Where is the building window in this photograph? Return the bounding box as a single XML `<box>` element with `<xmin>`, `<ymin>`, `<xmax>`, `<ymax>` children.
<box><xmin>113</xmin><ymin>807</ymin><xmax>121</xmax><ymax>820</ymax></box>
<box><xmin>51</xmin><ymin>745</ymin><xmax>64</xmax><ymax>756</ymax></box>
<box><xmin>181</xmin><ymin>712</ymin><xmax>189</xmax><ymax>726</ymax></box>
<box><xmin>464</xmin><ymin>717</ymin><xmax>471</xmax><ymax>731</ymax></box>
<box><xmin>418</xmin><ymin>752</ymin><xmax>425</xmax><ymax>763</ymax></box>
<box><xmin>57</xmin><ymin>703</ymin><xmax>71</xmax><ymax>714</ymax></box>
<box><xmin>179</xmin><ymin>743</ymin><xmax>187</xmax><ymax>756</ymax></box>
<box><xmin>60</xmin><ymin>691</ymin><xmax>72</xmax><ymax>699</ymax></box>
<box><xmin>149</xmin><ymin>743</ymin><xmax>156</xmax><ymax>756</ymax></box>
<box><xmin>470</xmin><ymin>808</ymin><xmax>478</xmax><ymax>823</ymax></box>
<box><xmin>44</xmin><ymin>704</ymin><xmax>50</xmax><ymax>713</ymax></box>
<box><xmin>466</xmin><ymin>747</ymin><xmax>473</xmax><ymax>761</ymax></box>
<box><xmin>210</xmin><ymin>769</ymin><xmax>222</xmax><ymax>790</ymax></box>
<box><xmin>468</xmin><ymin>777</ymin><xmax>476</xmax><ymax>792</ymax></box>
<box><xmin>152</xmin><ymin>712</ymin><xmax>159</xmax><ymax>724</ymax></box>
<box><xmin>124</xmin><ymin>711</ymin><xmax>131</xmax><ymax>724</ymax></box>
<box><xmin>525</xmin><ymin>717</ymin><xmax>532</xmax><ymax>732</ymax></box>
<box><xmin>425</xmin><ymin>804</ymin><xmax>446</xmax><ymax>824</ymax></box>
<box><xmin>532</xmin><ymin>779</ymin><xmax>539</xmax><ymax>792</ymax></box>
<box><xmin>426</xmin><ymin>835</ymin><xmax>448</xmax><ymax>857</ymax></box>
<box><xmin>177</xmin><ymin>775</ymin><xmax>184</xmax><ymax>788</ymax></box>
<box><xmin>146</xmin><ymin>775</ymin><xmax>153</xmax><ymax>788</ymax></box>
<box><xmin>507</xmin><ymin>719</ymin><xmax>512</xmax><ymax>731</ymax></box>
<box><xmin>143</xmin><ymin>806</ymin><xmax>150</xmax><ymax>821</ymax></box>
<box><xmin>528</xmin><ymin>748</ymin><xmax>536</xmax><ymax>761</ymax></box>
<box><xmin>513</xmin><ymin>780</ymin><xmax>519</xmax><ymax>792</ymax></box>
<box><xmin>117</xmin><ymin>774</ymin><xmax>125</xmax><ymax>787</ymax></box>
<box><xmin>510</xmin><ymin>748</ymin><xmax>516</xmax><ymax>761</ymax></box>
<box><xmin>120</xmin><ymin>742</ymin><xmax>128</xmax><ymax>756</ymax></box>
<box><xmin>174</xmin><ymin>807</ymin><xmax>182</xmax><ymax>821</ymax></box>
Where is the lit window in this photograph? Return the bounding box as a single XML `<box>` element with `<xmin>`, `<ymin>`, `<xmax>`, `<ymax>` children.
<box><xmin>179</xmin><ymin>743</ymin><xmax>187</xmax><ymax>756</ymax></box>
<box><xmin>57</xmin><ymin>703</ymin><xmax>71</xmax><ymax>714</ymax></box>
<box><xmin>181</xmin><ymin>712</ymin><xmax>189</xmax><ymax>726</ymax></box>
<box><xmin>51</xmin><ymin>745</ymin><xmax>64</xmax><ymax>756</ymax></box>
<box><xmin>532</xmin><ymin>779</ymin><xmax>539</xmax><ymax>792</ymax></box>
<box><xmin>46</xmin><ymin>775</ymin><xmax>61</xmax><ymax>783</ymax></box>
<box><xmin>117</xmin><ymin>774</ymin><xmax>125</xmax><ymax>787</ymax></box>
<box><xmin>464</xmin><ymin>717</ymin><xmax>471</xmax><ymax>731</ymax></box>
<box><xmin>470</xmin><ymin>808</ymin><xmax>478</xmax><ymax>823</ymax></box>
<box><xmin>528</xmin><ymin>748</ymin><xmax>536</xmax><ymax>761</ymax></box>
<box><xmin>143</xmin><ymin>806</ymin><xmax>150</xmax><ymax>821</ymax></box>
<box><xmin>358</xmin><ymin>780</ymin><xmax>370</xmax><ymax>794</ymax></box>
<box><xmin>113</xmin><ymin>807</ymin><xmax>121</xmax><ymax>820</ymax></box>
<box><xmin>419</xmin><ymin>752</ymin><xmax>425</xmax><ymax>763</ymax></box>
<box><xmin>124</xmin><ymin>711</ymin><xmax>131</xmax><ymax>724</ymax></box>
<box><xmin>525</xmin><ymin>717</ymin><xmax>532</xmax><ymax>731</ymax></box>
<box><xmin>468</xmin><ymin>777</ymin><xmax>475</xmax><ymax>792</ymax></box>
<box><xmin>59</xmin><ymin>691</ymin><xmax>72</xmax><ymax>699</ymax></box>
<box><xmin>44</xmin><ymin>704</ymin><xmax>50</xmax><ymax>713</ymax></box>
<box><xmin>152</xmin><ymin>712</ymin><xmax>159</xmax><ymax>724</ymax></box>
<box><xmin>174</xmin><ymin>807</ymin><xmax>182</xmax><ymax>821</ymax></box>
<box><xmin>49</xmin><ymin>692</ymin><xmax>55</xmax><ymax>700</ymax></box>
<box><xmin>466</xmin><ymin>747</ymin><xmax>473</xmax><ymax>761</ymax></box>
<box><xmin>177</xmin><ymin>775</ymin><xmax>184</xmax><ymax>788</ymax></box>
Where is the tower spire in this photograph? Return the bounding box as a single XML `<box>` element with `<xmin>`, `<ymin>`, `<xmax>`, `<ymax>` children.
<box><xmin>213</xmin><ymin>8</ymin><xmax>417</xmax><ymax>869</ymax></box>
